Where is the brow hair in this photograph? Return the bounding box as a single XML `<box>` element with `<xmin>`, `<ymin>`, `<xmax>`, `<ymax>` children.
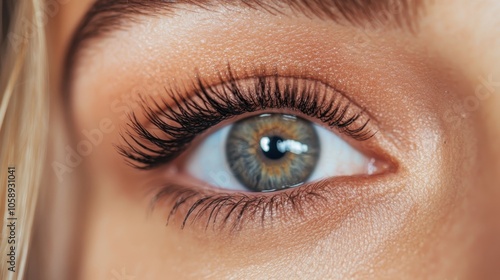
<box><xmin>62</xmin><ymin>0</ymin><xmax>425</xmax><ymax>97</ymax></box>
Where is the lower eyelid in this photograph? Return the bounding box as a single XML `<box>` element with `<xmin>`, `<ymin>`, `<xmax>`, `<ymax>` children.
<box><xmin>150</xmin><ymin>170</ymin><xmax>396</xmax><ymax>234</ymax></box>
<box><xmin>154</xmin><ymin>180</ymin><xmax>329</xmax><ymax>232</ymax></box>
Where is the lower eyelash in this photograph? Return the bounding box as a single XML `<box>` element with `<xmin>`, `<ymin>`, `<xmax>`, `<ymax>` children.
<box><xmin>151</xmin><ymin>181</ymin><xmax>329</xmax><ymax>232</ymax></box>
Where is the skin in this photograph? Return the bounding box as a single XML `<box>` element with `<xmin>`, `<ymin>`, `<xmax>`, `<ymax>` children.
<box><xmin>46</xmin><ymin>0</ymin><xmax>500</xmax><ymax>279</ymax></box>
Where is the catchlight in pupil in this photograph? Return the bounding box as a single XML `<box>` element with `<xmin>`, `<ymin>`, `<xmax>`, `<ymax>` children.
<box><xmin>226</xmin><ymin>114</ymin><xmax>320</xmax><ymax>192</ymax></box>
<box><xmin>260</xmin><ymin>136</ymin><xmax>287</xmax><ymax>160</ymax></box>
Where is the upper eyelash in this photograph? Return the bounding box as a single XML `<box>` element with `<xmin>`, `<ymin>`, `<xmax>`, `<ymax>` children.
<box><xmin>117</xmin><ymin>71</ymin><xmax>374</xmax><ymax>169</ymax></box>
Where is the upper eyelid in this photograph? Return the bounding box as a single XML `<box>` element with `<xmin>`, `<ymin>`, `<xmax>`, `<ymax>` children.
<box><xmin>63</xmin><ymin>0</ymin><xmax>426</xmax><ymax>102</ymax></box>
<box><xmin>60</xmin><ymin>0</ymin><xmax>427</xmax><ymax>103</ymax></box>
<box><xmin>137</xmin><ymin>74</ymin><xmax>375</xmax><ymax>130</ymax></box>
<box><xmin>116</xmin><ymin>73</ymin><xmax>377</xmax><ymax>169</ymax></box>
<box><xmin>137</xmin><ymin>73</ymin><xmax>379</xmax><ymax>128</ymax></box>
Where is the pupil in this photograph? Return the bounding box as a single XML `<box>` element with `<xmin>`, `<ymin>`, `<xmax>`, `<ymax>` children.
<box><xmin>260</xmin><ymin>136</ymin><xmax>286</xmax><ymax>160</ymax></box>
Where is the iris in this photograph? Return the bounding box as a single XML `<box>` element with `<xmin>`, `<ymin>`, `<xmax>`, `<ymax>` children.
<box><xmin>226</xmin><ymin>114</ymin><xmax>320</xmax><ymax>191</ymax></box>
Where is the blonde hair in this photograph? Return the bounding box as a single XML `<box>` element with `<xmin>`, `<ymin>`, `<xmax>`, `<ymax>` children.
<box><xmin>1</xmin><ymin>0</ymin><xmax>48</xmax><ymax>279</ymax></box>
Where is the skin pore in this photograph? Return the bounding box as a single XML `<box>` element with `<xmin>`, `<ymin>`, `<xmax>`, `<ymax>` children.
<box><xmin>47</xmin><ymin>0</ymin><xmax>500</xmax><ymax>279</ymax></box>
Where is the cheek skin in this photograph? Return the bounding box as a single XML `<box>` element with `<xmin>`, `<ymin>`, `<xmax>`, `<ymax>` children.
<box><xmin>420</xmin><ymin>0</ymin><xmax>500</xmax><ymax>278</ymax></box>
<box><xmin>56</xmin><ymin>5</ymin><xmax>499</xmax><ymax>280</ymax></box>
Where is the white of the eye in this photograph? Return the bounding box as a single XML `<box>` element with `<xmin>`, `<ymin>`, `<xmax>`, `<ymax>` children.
<box><xmin>185</xmin><ymin>125</ymin><xmax>248</xmax><ymax>191</ymax></box>
<box><xmin>185</xmin><ymin>123</ymin><xmax>373</xmax><ymax>191</ymax></box>
<box><xmin>307</xmin><ymin>125</ymin><xmax>371</xmax><ymax>181</ymax></box>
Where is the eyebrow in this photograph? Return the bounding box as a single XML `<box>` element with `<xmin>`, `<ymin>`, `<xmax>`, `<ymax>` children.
<box><xmin>63</xmin><ymin>0</ymin><xmax>425</xmax><ymax>95</ymax></box>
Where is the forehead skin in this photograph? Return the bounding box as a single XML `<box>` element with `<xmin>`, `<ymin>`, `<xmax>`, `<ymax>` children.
<box><xmin>47</xmin><ymin>0</ymin><xmax>500</xmax><ymax>279</ymax></box>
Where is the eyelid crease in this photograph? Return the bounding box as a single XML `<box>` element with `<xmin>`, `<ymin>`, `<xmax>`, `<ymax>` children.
<box><xmin>116</xmin><ymin>70</ymin><xmax>376</xmax><ymax>170</ymax></box>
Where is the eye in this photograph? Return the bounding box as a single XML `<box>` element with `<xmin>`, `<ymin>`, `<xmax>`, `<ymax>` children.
<box><xmin>117</xmin><ymin>73</ymin><xmax>390</xmax><ymax>229</ymax></box>
<box><xmin>186</xmin><ymin>113</ymin><xmax>376</xmax><ymax>192</ymax></box>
